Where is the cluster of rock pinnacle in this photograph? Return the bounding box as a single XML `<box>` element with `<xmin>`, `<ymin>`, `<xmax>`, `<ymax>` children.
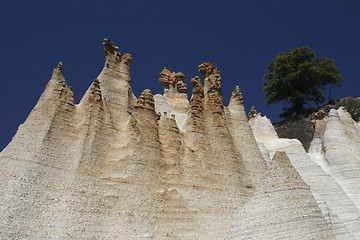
<box><xmin>0</xmin><ymin>39</ymin><xmax>359</xmax><ymax>239</ymax></box>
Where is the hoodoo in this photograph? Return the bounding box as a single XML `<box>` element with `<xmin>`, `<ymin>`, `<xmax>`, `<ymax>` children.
<box><xmin>1</xmin><ymin>39</ymin><xmax>359</xmax><ymax>239</ymax></box>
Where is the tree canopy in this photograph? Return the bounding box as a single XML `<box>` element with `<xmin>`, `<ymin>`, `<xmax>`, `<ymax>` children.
<box><xmin>263</xmin><ymin>46</ymin><xmax>343</xmax><ymax>118</ymax></box>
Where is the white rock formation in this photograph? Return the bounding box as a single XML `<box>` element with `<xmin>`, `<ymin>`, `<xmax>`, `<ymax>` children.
<box><xmin>0</xmin><ymin>39</ymin><xmax>359</xmax><ymax>239</ymax></box>
<box><xmin>250</xmin><ymin>112</ymin><xmax>360</xmax><ymax>239</ymax></box>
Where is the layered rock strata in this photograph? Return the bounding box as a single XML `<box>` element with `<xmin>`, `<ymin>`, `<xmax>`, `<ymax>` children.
<box><xmin>226</xmin><ymin>151</ymin><xmax>336</xmax><ymax>239</ymax></box>
<box><xmin>250</xmin><ymin>112</ymin><xmax>360</xmax><ymax>239</ymax></box>
<box><xmin>0</xmin><ymin>39</ymin><xmax>358</xmax><ymax>239</ymax></box>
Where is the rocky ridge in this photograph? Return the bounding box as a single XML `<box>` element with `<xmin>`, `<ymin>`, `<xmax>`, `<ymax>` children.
<box><xmin>273</xmin><ymin>97</ymin><xmax>360</xmax><ymax>151</ymax></box>
<box><xmin>0</xmin><ymin>39</ymin><xmax>359</xmax><ymax>239</ymax></box>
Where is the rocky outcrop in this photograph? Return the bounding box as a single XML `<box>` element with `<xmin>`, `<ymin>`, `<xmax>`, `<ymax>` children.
<box><xmin>248</xmin><ymin>106</ymin><xmax>257</xmax><ymax>118</ymax></box>
<box><xmin>199</xmin><ymin>62</ymin><xmax>224</xmax><ymax>116</ymax></box>
<box><xmin>227</xmin><ymin>151</ymin><xmax>336</xmax><ymax>240</ymax></box>
<box><xmin>321</xmin><ymin>108</ymin><xmax>360</xmax><ymax>210</ymax></box>
<box><xmin>186</xmin><ymin>76</ymin><xmax>205</xmax><ymax>132</ymax></box>
<box><xmin>274</xmin><ymin>117</ymin><xmax>316</xmax><ymax>151</ymax></box>
<box><xmin>1</xmin><ymin>62</ymin><xmax>76</xmax><ymax>164</ymax></box>
<box><xmin>159</xmin><ymin>67</ymin><xmax>187</xmax><ymax>94</ymax></box>
<box><xmin>251</xmin><ymin>112</ymin><xmax>360</xmax><ymax>239</ymax></box>
<box><xmin>155</xmin><ymin>68</ymin><xmax>189</xmax><ymax>131</ymax></box>
<box><xmin>1</xmin><ymin>39</ymin><xmax>358</xmax><ymax>239</ymax></box>
<box><xmin>273</xmin><ymin>97</ymin><xmax>360</xmax><ymax>151</ymax></box>
<box><xmin>225</xmin><ymin>86</ymin><xmax>266</xmax><ymax>185</ymax></box>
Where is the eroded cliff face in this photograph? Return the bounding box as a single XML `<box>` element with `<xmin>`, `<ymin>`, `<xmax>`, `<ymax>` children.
<box><xmin>0</xmin><ymin>39</ymin><xmax>357</xmax><ymax>239</ymax></box>
<box><xmin>250</xmin><ymin>111</ymin><xmax>360</xmax><ymax>239</ymax></box>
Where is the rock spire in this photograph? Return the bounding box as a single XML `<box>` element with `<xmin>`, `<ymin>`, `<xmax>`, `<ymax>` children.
<box><xmin>0</xmin><ymin>39</ymin><xmax>356</xmax><ymax>240</ymax></box>
<box><xmin>159</xmin><ymin>67</ymin><xmax>187</xmax><ymax>94</ymax></box>
<box><xmin>198</xmin><ymin>62</ymin><xmax>224</xmax><ymax>114</ymax></box>
<box><xmin>103</xmin><ymin>38</ymin><xmax>121</xmax><ymax>62</ymax></box>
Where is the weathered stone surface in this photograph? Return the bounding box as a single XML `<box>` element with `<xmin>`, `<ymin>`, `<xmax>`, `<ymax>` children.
<box><xmin>251</xmin><ymin>113</ymin><xmax>360</xmax><ymax>239</ymax></box>
<box><xmin>155</xmin><ymin>68</ymin><xmax>189</xmax><ymax>132</ymax></box>
<box><xmin>199</xmin><ymin>62</ymin><xmax>224</xmax><ymax>115</ymax></box>
<box><xmin>274</xmin><ymin>117</ymin><xmax>315</xmax><ymax>151</ymax></box>
<box><xmin>1</xmin><ymin>39</ymin><xmax>358</xmax><ymax>239</ymax></box>
<box><xmin>248</xmin><ymin>106</ymin><xmax>257</xmax><ymax>119</ymax></box>
<box><xmin>159</xmin><ymin>67</ymin><xmax>187</xmax><ymax>94</ymax></box>
<box><xmin>321</xmin><ymin>108</ymin><xmax>360</xmax><ymax>210</ymax></box>
<box><xmin>185</xmin><ymin>76</ymin><xmax>205</xmax><ymax>133</ymax></box>
<box><xmin>227</xmin><ymin>151</ymin><xmax>336</xmax><ymax>240</ymax></box>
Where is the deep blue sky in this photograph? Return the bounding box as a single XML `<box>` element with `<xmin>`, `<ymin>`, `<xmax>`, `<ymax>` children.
<box><xmin>1</xmin><ymin>0</ymin><xmax>360</xmax><ymax>150</ymax></box>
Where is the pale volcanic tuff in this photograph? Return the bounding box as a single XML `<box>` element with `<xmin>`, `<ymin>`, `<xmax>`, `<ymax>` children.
<box><xmin>1</xmin><ymin>39</ymin><xmax>359</xmax><ymax>239</ymax></box>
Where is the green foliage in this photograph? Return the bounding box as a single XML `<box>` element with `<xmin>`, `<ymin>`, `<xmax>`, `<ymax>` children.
<box><xmin>263</xmin><ymin>46</ymin><xmax>343</xmax><ymax>118</ymax></box>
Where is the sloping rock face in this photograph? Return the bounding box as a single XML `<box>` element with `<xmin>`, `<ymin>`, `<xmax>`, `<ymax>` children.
<box><xmin>273</xmin><ymin>117</ymin><xmax>316</xmax><ymax>151</ymax></box>
<box><xmin>273</xmin><ymin>97</ymin><xmax>360</xmax><ymax>151</ymax></box>
<box><xmin>0</xmin><ymin>39</ymin><xmax>356</xmax><ymax>239</ymax></box>
<box><xmin>226</xmin><ymin>151</ymin><xmax>335</xmax><ymax>240</ymax></box>
<box><xmin>272</xmin><ymin>108</ymin><xmax>328</xmax><ymax>151</ymax></box>
<box><xmin>250</xmin><ymin>112</ymin><xmax>360</xmax><ymax>239</ymax></box>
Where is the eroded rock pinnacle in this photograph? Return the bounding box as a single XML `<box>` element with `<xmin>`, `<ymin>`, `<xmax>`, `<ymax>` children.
<box><xmin>135</xmin><ymin>89</ymin><xmax>155</xmax><ymax>111</ymax></box>
<box><xmin>159</xmin><ymin>67</ymin><xmax>187</xmax><ymax>94</ymax></box>
<box><xmin>103</xmin><ymin>38</ymin><xmax>121</xmax><ymax>62</ymax></box>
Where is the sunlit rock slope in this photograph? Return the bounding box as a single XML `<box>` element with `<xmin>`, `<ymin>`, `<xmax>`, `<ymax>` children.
<box><xmin>250</xmin><ymin>110</ymin><xmax>360</xmax><ymax>239</ymax></box>
<box><xmin>0</xmin><ymin>39</ymin><xmax>359</xmax><ymax>239</ymax></box>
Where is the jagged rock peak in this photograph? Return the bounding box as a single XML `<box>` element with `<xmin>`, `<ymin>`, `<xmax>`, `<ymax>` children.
<box><xmin>191</xmin><ymin>76</ymin><xmax>204</xmax><ymax>95</ymax></box>
<box><xmin>4</xmin><ymin>39</ymin><xmax>360</xmax><ymax>240</ymax></box>
<box><xmin>53</xmin><ymin>62</ymin><xmax>63</xmax><ymax>76</ymax></box>
<box><xmin>230</xmin><ymin>85</ymin><xmax>243</xmax><ymax>104</ymax></box>
<box><xmin>135</xmin><ymin>89</ymin><xmax>155</xmax><ymax>111</ymax></box>
<box><xmin>248</xmin><ymin>106</ymin><xmax>258</xmax><ymax>119</ymax></box>
<box><xmin>103</xmin><ymin>38</ymin><xmax>120</xmax><ymax>55</ymax></box>
<box><xmin>103</xmin><ymin>38</ymin><xmax>121</xmax><ymax>63</ymax></box>
<box><xmin>56</xmin><ymin>62</ymin><xmax>63</xmax><ymax>71</ymax></box>
<box><xmin>51</xmin><ymin>62</ymin><xmax>65</xmax><ymax>80</ymax></box>
<box><xmin>198</xmin><ymin>62</ymin><xmax>224</xmax><ymax>113</ymax></box>
<box><xmin>198</xmin><ymin>62</ymin><xmax>220</xmax><ymax>78</ymax></box>
<box><xmin>89</xmin><ymin>78</ymin><xmax>102</xmax><ymax>102</ymax></box>
<box><xmin>188</xmin><ymin>76</ymin><xmax>205</xmax><ymax>131</ymax></box>
<box><xmin>159</xmin><ymin>67</ymin><xmax>187</xmax><ymax>94</ymax></box>
<box><xmin>198</xmin><ymin>62</ymin><xmax>222</xmax><ymax>93</ymax></box>
<box><xmin>121</xmin><ymin>53</ymin><xmax>132</xmax><ymax>66</ymax></box>
<box><xmin>39</xmin><ymin>62</ymin><xmax>74</xmax><ymax>107</ymax></box>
